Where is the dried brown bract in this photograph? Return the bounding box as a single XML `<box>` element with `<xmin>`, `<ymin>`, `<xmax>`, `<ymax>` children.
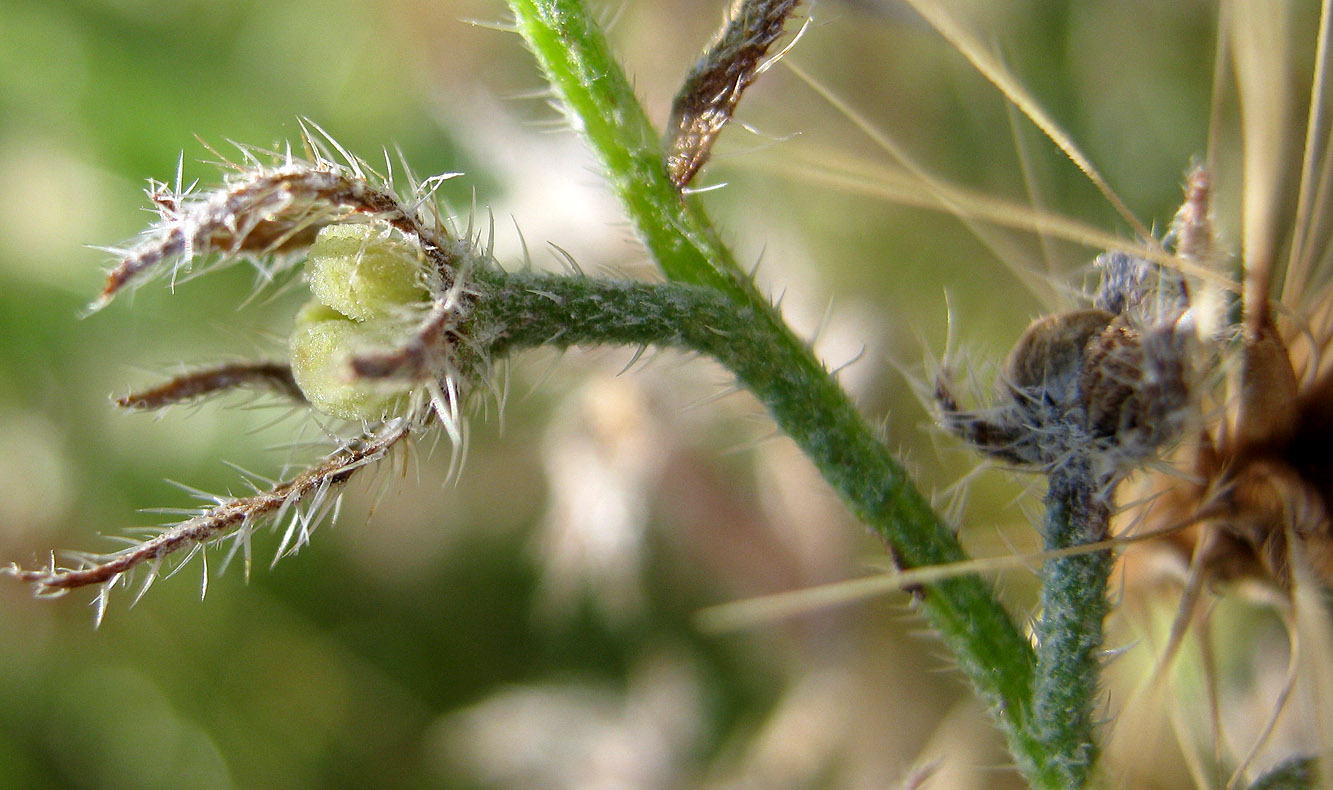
<box><xmin>666</xmin><ymin>0</ymin><xmax>802</xmax><ymax>189</ymax></box>
<box><xmin>1133</xmin><ymin>285</ymin><xmax>1333</xmax><ymax>591</ymax></box>
<box><xmin>94</xmin><ymin>132</ymin><xmax>466</xmax><ymax>311</ymax></box>
<box><xmin>114</xmin><ymin>362</ymin><xmax>305</xmax><ymax>410</ymax></box>
<box><xmin>7</xmin><ymin>419</ymin><xmax>414</xmax><ymax>623</ymax></box>
<box><xmin>1122</xmin><ymin>153</ymin><xmax>1333</xmax><ymax>598</ymax></box>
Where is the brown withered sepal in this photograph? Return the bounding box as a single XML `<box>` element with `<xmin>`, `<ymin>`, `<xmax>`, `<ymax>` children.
<box><xmin>666</xmin><ymin>0</ymin><xmax>801</xmax><ymax>189</ymax></box>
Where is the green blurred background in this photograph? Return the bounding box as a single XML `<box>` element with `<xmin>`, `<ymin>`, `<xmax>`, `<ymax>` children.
<box><xmin>0</xmin><ymin>0</ymin><xmax>1258</xmax><ymax>787</ymax></box>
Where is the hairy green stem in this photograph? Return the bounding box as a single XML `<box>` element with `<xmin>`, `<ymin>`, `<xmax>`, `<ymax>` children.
<box><xmin>1031</xmin><ymin>456</ymin><xmax>1113</xmax><ymax>788</ymax></box>
<box><xmin>500</xmin><ymin>0</ymin><xmax>1093</xmax><ymax>781</ymax></box>
<box><xmin>508</xmin><ymin>0</ymin><xmax>747</xmax><ymax>298</ymax></box>
<box><xmin>471</xmin><ymin>269</ymin><xmax>1047</xmax><ymax>779</ymax></box>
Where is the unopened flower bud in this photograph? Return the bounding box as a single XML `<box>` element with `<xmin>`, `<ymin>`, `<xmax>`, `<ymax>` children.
<box><xmin>291</xmin><ymin>224</ymin><xmax>432</xmax><ymax>420</ymax></box>
<box><xmin>306</xmin><ymin>224</ymin><xmax>427</xmax><ymax>321</ymax></box>
<box><xmin>290</xmin><ymin>301</ymin><xmax>415</xmax><ymax>420</ymax></box>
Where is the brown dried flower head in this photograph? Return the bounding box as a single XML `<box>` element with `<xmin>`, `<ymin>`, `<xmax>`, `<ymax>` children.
<box><xmin>937</xmin><ymin>150</ymin><xmax>1333</xmax><ymax>595</ymax></box>
<box><xmin>934</xmin><ymin>240</ymin><xmax>1195</xmax><ymax>485</ymax></box>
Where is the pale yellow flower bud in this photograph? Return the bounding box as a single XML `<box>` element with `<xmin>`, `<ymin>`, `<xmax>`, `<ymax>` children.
<box><xmin>291</xmin><ymin>224</ymin><xmax>430</xmax><ymax>420</ymax></box>
<box><xmin>306</xmin><ymin>224</ymin><xmax>427</xmax><ymax>321</ymax></box>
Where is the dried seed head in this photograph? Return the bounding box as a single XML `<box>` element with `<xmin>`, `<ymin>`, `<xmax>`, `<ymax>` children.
<box><xmin>1079</xmin><ymin>313</ymin><xmax>1193</xmax><ymax>467</ymax></box>
<box><xmin>938</xmin><ymin>252</ymin><xmax>1196</xmax><ymax>476</ymax></box>
<box><xmin>1004</xmin><ymin>309</ymin><xmax>1115</xmax><ymax>405</ymax></box>
<box><xmin>1109</xmin><ymin>161</ymin><xmax>1333</xmax><ymax>595</ymax></box>
<box><xmin>936</xmin><ymin>309</ymin><xmax>1111</xmax><ymax>469</ymax></box>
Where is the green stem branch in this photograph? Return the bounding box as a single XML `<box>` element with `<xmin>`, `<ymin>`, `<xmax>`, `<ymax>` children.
<box><xmin>501</xmin><ymin>0</ymin><xmax>1087</xmax><ymax>781</ymax></box>
<box><xmin>1031</xmin><ymin>456</ymin><xmax>1113</xmax><ymax>788</ymax></box>
<box><xmin>508</xmin><ymin>0</ymin><xmax>744</xmax><ymax>296</ymax></box>
<box><xmin>472</xmin><ymin>269</ymin><xmax>1046</xmax><ymax>780</ymax></box>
